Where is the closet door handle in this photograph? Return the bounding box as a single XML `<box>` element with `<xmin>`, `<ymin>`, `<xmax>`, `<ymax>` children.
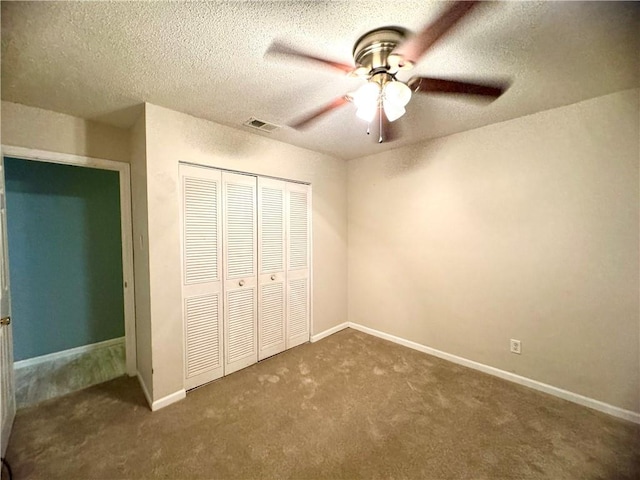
<box><xmin>238</xmin><ymin>280</ymin><xmax>245</xmax><ymax>287</ymax></box>
<box><xmin>0</xmin><ymin>316</ymin><xmax>10</xmax><ymax>326</ymax></box>
<box><xmin>271</xmin><ymin>275</ymin><xmax>276</xmax><ymax>281</ymax></box>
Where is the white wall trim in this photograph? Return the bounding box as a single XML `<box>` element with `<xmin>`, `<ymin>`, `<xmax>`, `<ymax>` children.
<box><xmin>151</xmin><ymin>389</ymin><xmax>186</xmax><ymax>411</ymax></box>
<box><xmin>14</xmin><ymin>337</ymin><xmax>125</xmax><ymax>370</ymax></box>
<box><xmin>347</xmin><ymin>322</ymin><xmax>640</xmax><ymax>424</ymax></box>
<box><xmin>311</xmin><ymin>322</ymin><xmax>349</xmax><ymax>343</ymax></box>
<box><xmin>137</xmin><ymin>373</ymin><xmax>153</xmax><ymax>409</ymax></box>
<box><xmin>2</xmin><ymin>145</ymin><xmax>137</xmax><ymax>376</ymax></box>
<box><xmin>2</xmin><ymin>145</ymin><xmax>125</xmax><ymax>171</ymax></box>
<box><xmin>308</xmin><ymin>183</ymin><xmax>314</xmax><ymax>349</ymax></box>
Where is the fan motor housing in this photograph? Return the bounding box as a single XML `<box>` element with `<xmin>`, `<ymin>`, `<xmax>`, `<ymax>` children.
<box><xmin>352</xmin><ymin>27</ymin><xmax>407</xmax><ymax>72</ymax></box>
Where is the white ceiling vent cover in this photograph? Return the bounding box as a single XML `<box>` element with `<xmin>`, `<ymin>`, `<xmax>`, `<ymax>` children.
<box><xmin>243</xmin><ymin>118</ymin><xmax>280</xmax><ymax>133</ymax></box>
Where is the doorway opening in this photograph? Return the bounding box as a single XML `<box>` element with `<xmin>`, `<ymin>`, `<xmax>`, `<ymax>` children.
<box><xmin>2</xmin><ymin>146</ymin><xmax>136</xmax><ymax>408</ymax></box>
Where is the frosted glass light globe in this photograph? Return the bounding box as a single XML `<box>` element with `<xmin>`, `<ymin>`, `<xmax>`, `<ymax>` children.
<box><xmin>353</xmin><ymin>82</ymin><xmax>381</xmax><ymax>109</ymax></box>
<box><xmin>356</xmin><ymin>105</ymin><xmax>378</xmax><ymax>123</ymax></box>
<box><xmin>353</xmin><ymin>81</ymin><xmax>381</xmax><ymax>123</ymax></box>
<box><xmin>383</xmin><ymin>81</ymin><xmax>412</xmax><ymax>107</ymax></box>
<box><xmin>382</xmin><ymin>100</ymin><xmax>406</xmax><ymax>122</ymax></box>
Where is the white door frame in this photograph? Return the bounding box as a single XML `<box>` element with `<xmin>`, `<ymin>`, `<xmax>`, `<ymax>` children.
<box><xmin>1</xmin><ymin>145</ymin><xmax>137</xmax><ymax>376</ymax></box>
<box><xmin>0</xmin><ymin>156</ymin><xmax>16</xmax><ymax>457</ymax></box>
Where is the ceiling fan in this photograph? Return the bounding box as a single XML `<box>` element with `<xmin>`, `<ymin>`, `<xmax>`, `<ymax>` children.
<box><xmin>267</xmin><ymin>1</ymin><xmax>509</xmax><ymax>143</ymax></box>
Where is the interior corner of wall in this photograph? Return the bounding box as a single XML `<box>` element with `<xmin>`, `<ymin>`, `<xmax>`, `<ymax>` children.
<box><xmin>137</xmin><ymin>370</ymin><xmax>153</xmax><ymax>409</ymax></box>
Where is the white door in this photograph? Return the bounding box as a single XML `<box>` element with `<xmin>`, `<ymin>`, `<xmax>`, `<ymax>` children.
<box><xmin>0</xmin><ymin>157</ymin><xmax>15</xmax><ymax>457</ymax></box>
<box><xmin>180</xmin><ymin>165</ymin><xmax>224</xmax><ymax>390</ymax></box>
<box><xmin>257</xmin><ymin>177</ymin><xmax>286</xmax><ymax>360</ymax></box>
<box><xmin>286</xmin><ymin>182</ymin><xmax>311</xmax><ymax>349</ymax></box>
<box><xmin>223</xmin><ymin>172</ymin><xmax>258</xmax><ymax>375</ymax></box>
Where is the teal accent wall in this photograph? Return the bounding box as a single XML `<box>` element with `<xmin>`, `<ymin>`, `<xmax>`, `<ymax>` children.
<box><xmin>4</xmin><ymin>157</ymin><xmax>125</xmax><ymax>361</ymax></box>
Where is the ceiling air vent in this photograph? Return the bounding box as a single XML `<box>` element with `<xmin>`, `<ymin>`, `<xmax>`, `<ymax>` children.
<box><xmin>243</xmin><ymin>117</ymin><xmax>280</xmax><ymax>133</ymax></box>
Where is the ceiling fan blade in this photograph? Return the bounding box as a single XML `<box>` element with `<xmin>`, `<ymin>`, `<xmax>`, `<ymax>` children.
<box><xmin>392</xmin><ymin>1</ymin><xmax>480</xmax><ymax>65</ymax></box>
<box><xmin>408</xmin><ymin>76</ymin><xmax>508</xmax><ymax>98</ymax></box>
<box><xmin>289</xmin><ymin>96</ymin><xmax>351</xmax><ymax>129</ymax></box>
<box><xmin>266</xmin><ymin>41</ymin><xmax>355</xmax><ymax>74</ymax></box>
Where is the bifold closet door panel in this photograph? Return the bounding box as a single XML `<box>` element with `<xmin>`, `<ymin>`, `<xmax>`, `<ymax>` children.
<box><xmin>286</xmin><ymin>182</ymin><xmax>311</xmax><ymax>349</ymax></box>
<box><xmin>223</xmin><ymin>172</ymin><xmax>258</xmax><ymax>375</ymax></box>
<box><xmin>179</xmin><ymin>165</ymin><xmax>224</xmax><ymax>390</ymax></box>
<box><xmin>257</xmin><ymin>177</ymin><xmax>286</xmax><ymax>361</ymax></box>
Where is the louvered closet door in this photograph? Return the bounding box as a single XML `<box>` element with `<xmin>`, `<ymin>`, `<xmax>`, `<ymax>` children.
<box><xmin>286</xmin><ymin>182</ymin><xmax>311</xmax><ymax>349</ymax></box>
<box><xmin>179</xmin><ymin>165</ymin><xmax>224</xmax><ymax>390</ymax></box>
<box><xmin>223</xmin><ymin>172</ymin><xmax>258</xmax><ymax>375</ymax></box>
<box><xmin>257</xmin><ymin>177</ymin><xmax>286</xmax><ymax>360</ymax></box>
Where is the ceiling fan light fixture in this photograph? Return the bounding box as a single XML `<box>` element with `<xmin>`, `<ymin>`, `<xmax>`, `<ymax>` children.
<box><xmin>353</xmin><ymin>82</ymin><xmax>381</xmax><ymax>108</ymax></box>
<box><xmin>383</xmin><ymin>81</ymin><xmax>412</xmax><ymax>107</ymax></box>
<box><xmin>382</xmin><ymin>100</ymin><xmax>405</xmax><ymax>122</ymax></box>
<box><xmin>353</xmin><ymin>81</ymin><xmax>381</xmax><ymax>122</ymax></box>
<box><xmin>356</xmin><ymin>105</ymin><xmax>378</xmax><ymax>123</ymax></box>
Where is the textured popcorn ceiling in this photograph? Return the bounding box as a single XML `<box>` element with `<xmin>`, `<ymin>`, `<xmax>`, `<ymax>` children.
<box><xmin>2</xmin><ymin>1</ymin><xmax>638</xmax><ymax>160</ymax></box>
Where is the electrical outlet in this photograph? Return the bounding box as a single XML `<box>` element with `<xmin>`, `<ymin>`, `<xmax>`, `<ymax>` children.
<box><xmin>510</xmin><ymin>339</ymin><xmax>521</xmax><ymax>355</ymax></box>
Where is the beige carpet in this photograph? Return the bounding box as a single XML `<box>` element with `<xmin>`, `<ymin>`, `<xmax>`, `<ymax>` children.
<box><xmin>4</xmin><ymin>328</ymin><xmax>639</xmax><ymax>479</ymax></box>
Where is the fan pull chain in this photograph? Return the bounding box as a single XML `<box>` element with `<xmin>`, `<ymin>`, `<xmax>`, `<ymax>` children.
<box><xmin>378</xmin><ymin>107</ymin><xmax>383</xmax><ymax>143</ymax></box>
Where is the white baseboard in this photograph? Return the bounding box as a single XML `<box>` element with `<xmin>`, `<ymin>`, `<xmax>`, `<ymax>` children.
<box><xmin>152</xmin><ymin>389</ymin><xmax>186</xmax><ymax>411</ymax></box>
<box><xmin>347</xmin><ymin>322</ymin><xmax>640</xmax><ymax>424</ymax></box>
<box><xmin>136</xmin><ymin>373</ymin><xmax>185</xmax><ymax>411</ymax></box>
<box><xmin>15</xmin><ymin>337</ymin><xmax>125</xmax><ymax>370</ymax></box>
<box><xmin>310</xmin><ymin>322</ymin><xmax>349</xmax><ymax>343</ymax></box>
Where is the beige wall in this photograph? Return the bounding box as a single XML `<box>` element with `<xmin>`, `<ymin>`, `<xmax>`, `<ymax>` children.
<box><xmin>4</xmin><ymin>94</ymin><xmax>637</xmax><ymax>413</ymax></box>
<box><xmin>129</xmin><ymin>107</ymin><xmax>153</xmax><ymax>398</ymax></box>
<box><xmin>1</xmin><ymin>101</ymin><xmax>129</xmax><ymax>163</ymax></box>
<box><xmin>348</xmin><ymin>89</ymin><xmax>640</xmax><ymax>413</ymax></box>
<box><xmin>144</xmin><ymin>103</ymin><xmax>348</xmax><ymax>399</ymax></box>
